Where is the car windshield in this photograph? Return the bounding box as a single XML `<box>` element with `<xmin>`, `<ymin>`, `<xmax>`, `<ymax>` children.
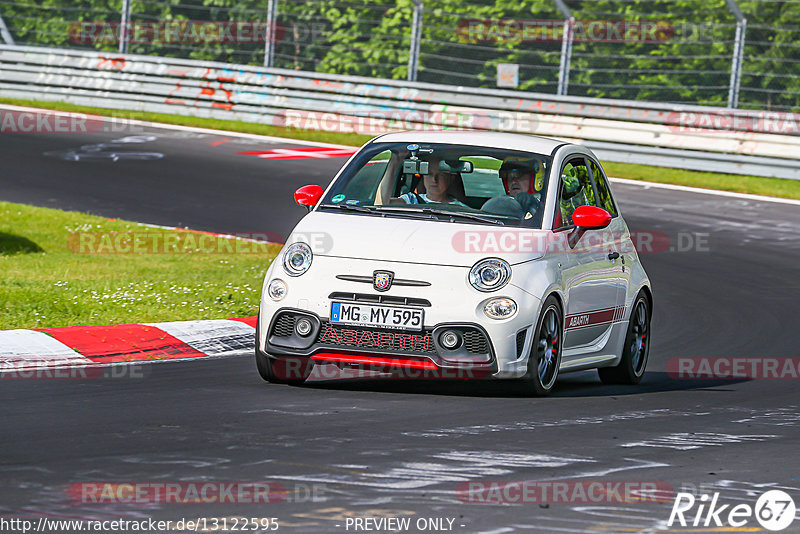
<box><xmin>318</xmin><ymin>142</ymin><xmax>552</xmax><ymax>228</ymax></box>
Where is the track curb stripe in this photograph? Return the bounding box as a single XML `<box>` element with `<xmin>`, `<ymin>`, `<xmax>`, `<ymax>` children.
<box><xmin>0</xmin><ymin>317</ymin><xmax>257</xmax><ymax>371</ymax></box>
<box><xmin>38</xmin><ymin>323</ymin><xmax>207</xmax><ymax>363</ymax></box>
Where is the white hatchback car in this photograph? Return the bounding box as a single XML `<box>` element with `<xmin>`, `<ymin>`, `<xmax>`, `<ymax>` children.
<box><xmin>256</xmin><ymin>131</ymin><xmax>652</xmax><ymax>395</ymax></box>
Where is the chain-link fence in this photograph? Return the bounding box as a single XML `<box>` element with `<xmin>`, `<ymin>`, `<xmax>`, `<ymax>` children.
<box><xmin>1</xmin><ymin>0</ymin><xmax>798</xmax><ymax>111</ymax></box>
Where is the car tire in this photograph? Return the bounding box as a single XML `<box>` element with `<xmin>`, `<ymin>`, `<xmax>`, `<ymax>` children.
<box><xmin>523</xmin><ymin>296</ymin><xmax>563</xmax><ymax>396</ymax></box>
<box><xmin>255</xmin><ymin>314</ymin><xmax>314</xmax><ymax>385</ymax></box>
<box><xmin>598</xmin><ymin>293</ymin><xmax>651</xmax><ymax>385</ymax></box>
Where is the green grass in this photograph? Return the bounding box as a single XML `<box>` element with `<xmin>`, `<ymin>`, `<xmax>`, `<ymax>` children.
<box><xmin>0</xmin><ymin>201</ymin><xmax>280</xmax><ymax>330</ymax></box>
<box><xmin>3</xmin><ymin>97</ymin><xmax>799</xmax><ymax>200</ymax></box>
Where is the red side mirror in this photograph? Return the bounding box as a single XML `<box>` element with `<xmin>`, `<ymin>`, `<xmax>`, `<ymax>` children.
<box><xmin>572</xmin><ymin>205</ymin><xmax>612</xmax><ymax>229</ymax></box>
<box><xmin>294</xmin><ymin>185</ymin><xmax>324</xmax><ymax>209</ymax></box>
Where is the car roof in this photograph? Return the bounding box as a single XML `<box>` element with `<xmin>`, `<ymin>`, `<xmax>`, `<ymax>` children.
<box><xmin>370</xmin><ymin>130</ymin><xmax>567</xmax><ymax>155</ymax></box>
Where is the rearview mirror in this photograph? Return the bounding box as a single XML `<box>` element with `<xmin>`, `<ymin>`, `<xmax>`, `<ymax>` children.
<box><xmin>441</xmin><ymin>160</ymin><xmax>473</xmax><ymax>173</ymax></box>
<box><xmin>294</xmin><ymin>185</ymin><xmax>324</xmax><ymax>211</ymax></box>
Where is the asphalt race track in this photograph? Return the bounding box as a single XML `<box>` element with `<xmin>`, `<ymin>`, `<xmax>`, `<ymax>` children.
<box><xmin>2</xmin><ymin>113</ymin><xmax>800</xmax><ymax>533</ymax></box>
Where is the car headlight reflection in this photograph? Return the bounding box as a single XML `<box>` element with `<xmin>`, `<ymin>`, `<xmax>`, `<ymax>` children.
<box><xmin>484</xmin><ymin>298</ymin><xmax>517</xmax><ymax>319</ymax></box>
<box><xmin>469</xmin><ymin>258</ymin><xmax>511</xmax><ymax>292</ymax></box>
<box><xmin>282</xmin><ymin>242</ymin><xmax>312</xmax><ymax>277</ymax></box>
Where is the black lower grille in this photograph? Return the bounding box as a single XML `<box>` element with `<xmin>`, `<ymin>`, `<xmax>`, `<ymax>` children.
<box><xmin>316</xmin><ymin>322</ymin><xmax>436</xmax><ymax>354</ymax></box>
<box><xmin>463</xmin><ymin>329</ymin><xmax>489</xmax><ymax>354</ymax></box>
<box><xmin>516</xmin><ymin>330</ymin><xmax>527</xmax><ymax>357</ymax></box>
<box><xmin>272</xmin><ymin>314</ymin><xmax>296</xmax><ymax>338</ymax></box>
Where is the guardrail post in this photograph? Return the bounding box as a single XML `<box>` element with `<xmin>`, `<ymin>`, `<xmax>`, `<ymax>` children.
<box><xmin>724</xmin><ymin>0</ymin><xmax>747</xmax><ymax>109</ymax></box>
<box><xmin>0</xmin><ymin>13</ymin><xmax>14</xmax><ymax>45</ymax></box>
<box><xmin>119</xmin><ymin>0</ymin><xmax>131</xmax><ymax>54</ymax></box>
<box><xmin>264</xmin><ymin>0</ymin><xmax>278</xmax><ymax>67</ymax></box>
<box><xmin>408</xmin><ymin>0</ymin><xmax>423</xmax><ymax>82</ymax></box>
<box><xmin>553</xmin><ymin>0</ymin><xmax>574</xmax><ymax>96</ymax></box>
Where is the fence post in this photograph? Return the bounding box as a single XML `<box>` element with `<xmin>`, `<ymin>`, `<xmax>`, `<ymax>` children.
<box><xmin>119</xmin><ymin>0</ymin><xmax>131</xmax><ymax>54</ymax></box>
<box><xmin>0</xmin><ymin>13</ymin><xmax>14</xmax><ymax>45</ymax></box>
<box><xmin>408</xmin><ymin>0</ymin><xmax>423</xmax><ymax>82</ymax></box>
<box><xmin>264</xmin><ymin>0</ymin><xmax>278</xmax><ymax>67</ymax></box>
<box><xmin>553</xmin><ymin>0</ymin><xmax>573</xmax><ymax>96</ymax></box>
<box><xmin>724</xmin><ymin>0</ymin><xmax>747</xmax><ymax>109</ymax></box>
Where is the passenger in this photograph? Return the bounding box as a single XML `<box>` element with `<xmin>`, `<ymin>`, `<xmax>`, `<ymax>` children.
<box><xmin>398</xmin><ymin>158</ymin><xmax>468</xmax><ymax>206</ymax></box>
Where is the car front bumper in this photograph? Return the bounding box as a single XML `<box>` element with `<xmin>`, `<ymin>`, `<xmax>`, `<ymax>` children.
<box><xmin>258</xmin><ymin>255</ymin><xmax>545</xmax><ymax>379</ymax></box>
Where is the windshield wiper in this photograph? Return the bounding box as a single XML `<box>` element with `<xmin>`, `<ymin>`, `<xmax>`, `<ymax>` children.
<box><xmin>318</xmin><ymin>203</ymin><xmax>377</xmax><ymax>214</ymax></box>
<box><xmin>319</xmin><ymin>203</ymin><xmax>436</xmax><ymax>220</ymax></box>
<box><xmin>375</xmin><ymin>206</ymin><xmax>505</xmax><ymax>225</ymax></box>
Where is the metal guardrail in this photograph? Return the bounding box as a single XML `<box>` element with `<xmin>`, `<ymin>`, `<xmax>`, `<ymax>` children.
<box><xmin>1</xmin><ymin>45</ymin><xmax>799</xmax><ymax>180</ymax></box>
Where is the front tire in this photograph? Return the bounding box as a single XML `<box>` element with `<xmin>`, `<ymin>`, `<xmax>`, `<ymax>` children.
<box><xmin>598</xmin><ymin>293</ymin><xmax>651</xmax><ymax>385</ymax></box>
<box><xmin>523</xmin><ymin>296</ymin><xmax>563</xmax><ymax>396</ymax></box>
<box><xmin>255</xmin><ymin>314</ymin><xmax>313</xmax><ymax>385</ymax></box>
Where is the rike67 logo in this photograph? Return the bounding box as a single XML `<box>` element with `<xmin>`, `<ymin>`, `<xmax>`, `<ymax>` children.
<box><xmin>668</xmin><ymin>489</ymin><xmax>796</xmax><ymax>531</ymax></box>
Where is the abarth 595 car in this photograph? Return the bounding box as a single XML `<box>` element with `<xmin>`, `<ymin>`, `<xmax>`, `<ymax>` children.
<box><xmin>256</xmin><ymin>131</ymin><xmax>652</xmax><ymax>395</ymax></box>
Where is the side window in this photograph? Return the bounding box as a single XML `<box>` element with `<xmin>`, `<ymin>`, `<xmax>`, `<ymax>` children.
<box><xmin>557</xmin><ymin>158</ymin><xmax>595</xmax><ymax>227</ymax></box>
<box><xmin>589</xmin><ymin>160</ymin><xmax>617</xmax><ymax>216</ymax></box>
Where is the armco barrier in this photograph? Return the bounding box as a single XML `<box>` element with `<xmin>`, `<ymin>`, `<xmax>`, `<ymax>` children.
<box><xmin>1</xmin><ymin>45</ymin><xmax>799</xmax><ymax>179</ymax></box>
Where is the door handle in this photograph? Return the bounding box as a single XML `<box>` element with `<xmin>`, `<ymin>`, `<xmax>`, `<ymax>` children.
<box><xmin>608</xmin><ymin>251</ymin><xmax>620</xmax><ymax>260</ymax></box>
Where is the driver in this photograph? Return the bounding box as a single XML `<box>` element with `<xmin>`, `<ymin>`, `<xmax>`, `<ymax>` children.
<box><xmin>498</xmin><ymin>159</ymin><xmax>542</xmax><ymax>218</ymax></box>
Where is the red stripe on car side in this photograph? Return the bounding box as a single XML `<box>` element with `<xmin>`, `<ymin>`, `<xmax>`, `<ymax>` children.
<box><xmin>565</xmin><ymin>308</ymin><xmax>617</xmax><ymax>330</ymax></box>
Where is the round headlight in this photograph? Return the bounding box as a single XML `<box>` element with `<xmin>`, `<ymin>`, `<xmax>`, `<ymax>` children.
<box><xmin>268</xmin><ymin>279</ymin><xmax>287</xmax><ymax>301</ymax></box>
<box><xmin>469</xmin><ymin>258</ymin><xmax>511</xmax><ymax>292</ymax></box>
<box><xmin>484</xmin><ymin>298</ymin><xmax>518</xmax><ymax>319</ymax></box>
<box><xmin>282</xmin><ymin>242</ymin><xmax>312</xmax><ymax>277</ymax></box>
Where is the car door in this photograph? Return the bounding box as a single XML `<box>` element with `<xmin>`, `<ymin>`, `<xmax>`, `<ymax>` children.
<box><xmin>588</xmin><ymin>157</ymin><xmax>629</xmax><ymax>313</ymax></box>
<box><xmin>555</xmin><ymin>156</ymin><xmax>624</xmax><ymax>353</ymax></box>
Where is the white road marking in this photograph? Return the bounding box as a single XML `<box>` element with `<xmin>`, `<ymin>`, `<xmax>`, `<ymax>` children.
<box><xmin>733</xmin><ymin>407</ymin><xmax>800</xmax><ymax>426</ymax></box>
<box><xmin>402</xmin><ymin>409</ymin><xmax>709</xmax><ymax>438</ymax></box>
<box><xmin>621</xmin><ymin>432</ymin><xmax>779</xmax><ymax>450</ymax></box>
<box><xmin>273</xmin><ymin>451</ymin><xmax>595</xmax><ymax>490</ymax></box>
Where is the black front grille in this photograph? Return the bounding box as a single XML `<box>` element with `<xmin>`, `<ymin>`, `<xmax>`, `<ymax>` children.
<box><xmin>316</xmin><ymin>321</ymin><xmax>436</xmax><ymax>354</ymax></box>
<box><xmin>328</xmin><ymin>292</ymin><xmax>431</xmax><ymax>307</ymax></box>
<box><xmin>272</xmin><ymin>314</ymin><xmax>296</xmax><ymax>338</ymax></box>
<box><xmin>463</xmin><ymin>330</ymin><xmax>489</xmax><ymax>354</ymax></box>
<box><xmin>516</xmin><ymin>330</ymin><xmax>527</xmax><ymax>358</ymax></box>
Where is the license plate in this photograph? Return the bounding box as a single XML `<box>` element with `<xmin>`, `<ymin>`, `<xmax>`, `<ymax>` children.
<box><xmin>330</xmin><ymin>302</ymin><xmax>424</xmax><ymax>331</ymax></box>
